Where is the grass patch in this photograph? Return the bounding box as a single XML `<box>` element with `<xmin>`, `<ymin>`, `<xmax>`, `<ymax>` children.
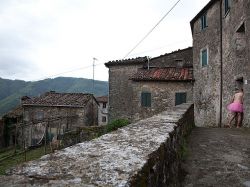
<box><xmin>105</xmin><ymin>119</ymin><xmax>130</xmax><ymax>133</ymax></box>
<box><xmin>0</xmin><ymin>146</ymin><xmax>52</xmax><ymax>175</ymax></box>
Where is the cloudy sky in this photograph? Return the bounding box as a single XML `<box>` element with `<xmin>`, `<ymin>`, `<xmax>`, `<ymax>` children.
<box><xmin>0</xmin><ymin>0</ymin><xmax>210</xmax><ymax>82</ymax></box>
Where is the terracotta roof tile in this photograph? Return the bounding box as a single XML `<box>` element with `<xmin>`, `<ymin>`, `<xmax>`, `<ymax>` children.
<box><xmin>22</xmin><ymin>92</ymin><xmax>94</xmax><ymax>107</ymax></box>
<box><xmin>96</xmin><ymin>96</ymin><xmax>108</xmax><ymax>103</ymax></box>
<box><xmin>105</xmin><ymin>57</ymin><xmax>148</xmax><ymax>67</ymax></box>
<box><xmin>131</xmin><ymin>67</ymin><xmax>193</xmax><ymax>81</ymax></box>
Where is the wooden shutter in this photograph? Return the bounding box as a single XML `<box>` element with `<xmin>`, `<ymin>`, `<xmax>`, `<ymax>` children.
<box><xmin>141</xmin><ymin>92</ymin><xmax>151</xmax><ymax>107</ymax></box>
<box><xmin>202</xmin><ymin>49</ymin><xmax>208</xmax><ymax>66</ymax></box>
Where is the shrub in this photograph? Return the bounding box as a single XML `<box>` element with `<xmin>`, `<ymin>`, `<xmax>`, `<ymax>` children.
<box><xmin>105</xmin><ymin>119</ymin><xmax>130</xmax><ymax>133</ymax></box>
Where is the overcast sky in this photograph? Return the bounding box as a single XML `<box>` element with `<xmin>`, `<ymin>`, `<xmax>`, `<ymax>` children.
<box><xmin>0</xmin><ymin>0</ymin><xmax>210</xmax><ymax>82</ymax></box>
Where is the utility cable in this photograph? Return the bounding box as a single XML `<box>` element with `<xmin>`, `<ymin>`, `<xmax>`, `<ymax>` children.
<box><xmin>33</xmin><ymin>62</ymin><xmax>103</xmax><ymax>81</ymax></box>
<box><xmin>123</xmin><ymin>0</ymin><xmax>182</xmax><ymax>59</ymax></box>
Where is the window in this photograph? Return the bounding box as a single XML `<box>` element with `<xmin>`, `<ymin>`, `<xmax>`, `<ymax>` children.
<box><xmin>225</xmin><ymin>0</ymin><xmax>230</xmax><ymax>14</ymax></box>
<box><xmin>141</xmin><ymin>92</ymin><xmax>151</xmax><ymax>107</ymax></box>
<box><xmin>175</xmin><ymin>92</ymin><xmax>187</xmax><ymax>106</ymax></box>
<box><xmin>201</xmin><ymin>14</ymin><xmax>207</xmax><ymax>30</ymax></box>
<box><xmin>35</xmin><ymin>111</ymin><xmax>44</xmax><ymax>120</ymax></box>
<box><xmin>201</xmin><ymin>48</ymin><xmax>208</xmax><ymax>67</ymax></box>
<box><xmin>102</xmin><ymin>116</ymin><xmax>106</xmax><ymax>122</ymax></box>
<box><xmin>103</xmin><ymin>102</ymin><xmax>107</xmax><ymax>109</ymax></box>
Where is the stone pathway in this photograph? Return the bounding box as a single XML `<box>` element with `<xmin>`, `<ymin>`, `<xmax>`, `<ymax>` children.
<box><xmin>183</xmin><ymin>127</ymin><xmax>250</xmax><ymax>187</ymax></box>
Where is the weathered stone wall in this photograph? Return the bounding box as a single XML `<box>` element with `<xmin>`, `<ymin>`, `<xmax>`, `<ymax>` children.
<box><xmin>221</xmin><ymin>0</ymin><xmax>250</xmax><ymax>127</ymax></box>
<box><xmin>192</xmin><ymin>0</ymin><xmax>250</xmax><ymax>127</ymax></box>
<box><xmin>130</xmin><ymin>81</ymin><xmax>193</xmax><ymax>121</ymax></box>
<box><xmin>108</xmin><ymin>48</ymin><xmax>193</xmax><ymax>123</ymax></box>
<box><xmin>61</xmin><ymin>125</ymin><xmax>107</xmax><ymax>147</ymax></box>
<box><xmin>23</xmin><ymin>100</ymin><xmax>98</xmax><ymax>128</ymax></box>
<box><xmin>22</xmin><ymin>100</ymin><xmax>99</xmax><ymax>146</ymax></box>
<box><xmin>0</xmin><ymin>103</ymin><xmax>194</xmax><ymax>187</ymax></box>
<box><xmin>150</xmin><ymin>47</ymin><xmax>193</xmax><ymax>67</ymax></box>
<box><xmin>192</xmin><ymin>1</ymin><xmax>221</xmax><ymax>127</ymax></box>
<box><xmin>245</xmin><ymin>1</ymin><xmax>250</xmax><ymax>127</ymax></box>
<box><xmin>108</xmin><ymin>64</ymin><xmax>143</xmax><ymax>122</ymax></box>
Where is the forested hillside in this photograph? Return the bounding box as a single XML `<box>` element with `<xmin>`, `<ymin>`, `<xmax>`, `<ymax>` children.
<box><xmin>0</xmin><ymin>77</ymin><xmax>108</xmax><ymax>117</ymax></box>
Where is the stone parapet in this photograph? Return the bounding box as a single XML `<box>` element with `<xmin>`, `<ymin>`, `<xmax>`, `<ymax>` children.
<box><xmin>0</xmin><ymin>103</ymin><xmax>194</xmax><ymax>187</ymax></box>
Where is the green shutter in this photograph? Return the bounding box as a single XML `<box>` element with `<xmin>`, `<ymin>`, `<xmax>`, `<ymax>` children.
<box><xmin>141</xmin><ymin>92</ymin><xmax>151</xmax><ymax>107</ymax></box>
<box><xmin>201</xmin><ymin>14</ymin><xmax>207</xmax><ymax>30</ymax></box>
<box><xmin>202</xmin><ymin>49</ymin><xmax>208</xmax><ymax>66</ymax></box>
<box><xmin>225</xmin><ymin>0</ymin><xmax>230</xmax><ymax>14</ymax></box>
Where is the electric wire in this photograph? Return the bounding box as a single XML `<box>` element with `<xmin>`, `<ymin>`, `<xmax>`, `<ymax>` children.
<box><xmin>123</xmin><ymin>0</ymin><xmax>182</xmax><ymax>59</ymax></box>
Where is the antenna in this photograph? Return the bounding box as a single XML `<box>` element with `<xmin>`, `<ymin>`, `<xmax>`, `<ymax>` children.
<box><xmin>92</xmin><ymin>57</ymin><xmax>98</xmax><ymax>95</ymax></box>
<box><xmin>147</xmin><ymin>56</ymin><xmax>150</xmax><ymax>70</ymax></box>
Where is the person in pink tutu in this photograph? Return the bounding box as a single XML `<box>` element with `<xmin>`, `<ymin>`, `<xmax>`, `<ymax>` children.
<box><xmin>225</xmin><ymin>88</ymin><xmax>244</xmax><ymax>128</ymax></box>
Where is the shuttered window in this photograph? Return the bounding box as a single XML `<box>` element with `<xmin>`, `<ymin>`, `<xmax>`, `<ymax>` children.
<box><xmin>201</xmin><ymin>48</ymin><xmax>208</xmax><ymax>67</ymax></box>
<box><xmin>225</xmin><ymin>0</ymin><xmax>230</xmax><ymax>14</ymax></box>
<box><xmin>175</xmin><ymin>92</ymin><xmax>187</xmax><ymax>106</ymax></box>
<box><xmin>141</xmin><ymin>92</ymin><xmax>151</xmax><ymax>107</ymax></box>
<box><xmin>201</xmin><ymin>14</ymin><xmax>207</xmax><ymax>30</ymax></box>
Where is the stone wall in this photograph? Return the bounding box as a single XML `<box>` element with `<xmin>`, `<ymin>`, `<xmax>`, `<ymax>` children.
<box><xmin>107</xmin><ymin>48</ymin><xmax>193</xmax><ymax>123</ymax></box>
<box><xmin>192</xmin><ymin>0</ymin><xmax>250</xmax><ymax>127</ymax></box>
<box><xmin>130</xmin><ymin>81</ymin><xmax>193</xmax><ymax>121</ymax></box>
<box><xmin>150</xmin><ymin>47</ymin><xmax>193</xmax><ymax>68</ymax></box>
<box><xmin>192</xmin><ymin>1</ymin><xmax>221</xmax><ymax>127</ymax></box>
<box><xmin>22</xmin><ymin>99</ymin><xmax>99</xmax><ymax>146</ymax></box>
<box><xmin>0</xmin><ymin>103</ymin><xmax>194</xmax><ymax>187</ymax></box>
<box><xmin>108</xmin><ymin>64</ymin><xmax>143</xmax><ymax>122</ymax></box>
<box><xmin>221</xmin><ymin>0</ymin><xmax>250</xmax><ymax>127</ymax></box>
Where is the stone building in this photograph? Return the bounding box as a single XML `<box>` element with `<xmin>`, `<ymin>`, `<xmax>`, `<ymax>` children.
<box><xmin>105</xmin><ymin>47</ymin><xmax>193</xmax><ymax>122</ymax></box>
<box><xmin>191</xmin><ymin>0</ymin><xmax>250</xmax><ymax>127</ymax></box>
<box><xmin>0</xmin><ymin>119</ymin><xmax>3</xmax><ymax>148</ymax></box>
<box><xmin>96</xmin><ymin>96</ymin><xmax>108</xmax><ymax>125</ymax></box>
<box><xmin>21</xmin><ymin>91</ymin><xmax>99</xmax><ymax>146</ymax></box>
<box><xmin>1</xmin><ymin>106</ymin><xmax>23</xmax><ymax>147</ymax></box>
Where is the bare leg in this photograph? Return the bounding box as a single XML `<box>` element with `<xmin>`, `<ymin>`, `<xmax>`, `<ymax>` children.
<box><xmin>236</xmin><ymin>113</ymin><xmax>242</xmax><ymax>128</ymax></box>
<box><xmin>226</xmin><ymin>112</ymin><xmax>236</xmax><ymax>128</ymax></box>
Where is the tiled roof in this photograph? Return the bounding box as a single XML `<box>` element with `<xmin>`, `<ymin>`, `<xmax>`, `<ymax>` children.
<box><xmin>22</xmin><ymin>92</ymin><xmax>94</xmax><ymax>107</ymax></box>
<box><xmin>131</xmin><ymin>67</ymin><xmax>193</xmax><ymax>82</ymax></box>
<box><xmin>105</xmin><ymin>57</ymin><xmax>147</xmax><ymax>67</ymax></box>
<box><xmin>96</xmin><ymin>96</ymin><xmax>108</xmax><ymax>103</ymax></box>
<box><xmin>3</xmin><ymin>106</ymin><xmax>23</xmax><ymax>118</ymax></box>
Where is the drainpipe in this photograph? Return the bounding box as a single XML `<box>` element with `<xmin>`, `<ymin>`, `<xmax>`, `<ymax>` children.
<box><xmin>219</xmin><ymin>0</ymin><xmax>223</xmax><ymax>128</ymax></box>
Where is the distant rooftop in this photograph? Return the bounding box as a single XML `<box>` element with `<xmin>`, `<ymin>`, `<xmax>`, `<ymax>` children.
<box><xmin>96</xmin><ymin>96</ymin><xmax>108</xmax><ymax>103</ymax></box>
<box><xmin>105</xmin><ymin>47</ymin><xmax>193</xmax><ymax>67</ymax></box>
<box><xmin>22</xmin><ymin>91</ymin><xmax>94</xmax><ymax>107</ymax></box>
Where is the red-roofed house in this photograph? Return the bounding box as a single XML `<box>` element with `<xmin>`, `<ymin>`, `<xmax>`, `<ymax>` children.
<box><xmin>105</xmin><ymin>47</ymin><xmax>194</xmax><ymax>122</ymax></box>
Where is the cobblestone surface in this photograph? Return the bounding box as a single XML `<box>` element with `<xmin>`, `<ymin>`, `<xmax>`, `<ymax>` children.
<box><xmin>183</xmin><ymin>127</ymin><xmax>250</xmax><ymax>187</ymax></box>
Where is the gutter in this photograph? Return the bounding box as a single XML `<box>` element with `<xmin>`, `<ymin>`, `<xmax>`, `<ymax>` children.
<box><xmin>219</xmin><ymin>0</ymin><xmax>223</xmax><ymax>128</ymax></box>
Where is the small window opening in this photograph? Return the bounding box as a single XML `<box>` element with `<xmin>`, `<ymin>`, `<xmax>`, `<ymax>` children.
<box><xmin>236</xmin><ymin>22</ymin><xmax>245</xmax><ymax>33</ymax></box>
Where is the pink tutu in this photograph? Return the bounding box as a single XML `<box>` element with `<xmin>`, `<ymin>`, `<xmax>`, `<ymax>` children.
<box><xmin>227</xmin><ymin>102</ymin><xmax>243</xmax><ymax>113</ymax></box>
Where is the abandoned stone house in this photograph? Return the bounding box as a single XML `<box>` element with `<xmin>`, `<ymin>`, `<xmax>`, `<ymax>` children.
<box><xmin>191</xmin><ymin>0</ymin><xmax>250</xmax><ymax>127</ymax></box>
<box><xmin>17</xmin><ymin>92</ymin><xmax>98</xmax><ymax>147</ymax></box>
<box><xmin>96</xmin><ymin>96</ymin><xmax>108</xmax><ymax>125</ymax></box>
<box><xmin>0</xmin><ymin>119</ymin><xmax>4</xmax><ymax>148</ymax></box>
<box><xmin>1</xmin><ymin>106</ymin><xmax>23</xmax><ymax>147</ymax></box>
<box><xmin>105</xmin><ymin>47</ymin><xmax>193</xmax><ymax>122</ymax></box>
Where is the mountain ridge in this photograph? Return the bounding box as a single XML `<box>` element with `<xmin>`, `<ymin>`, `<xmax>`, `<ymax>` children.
<box><xmin>0</xmin><ymin>77</ymin><xmax>108</xmax><ymax>117</ymax></box>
